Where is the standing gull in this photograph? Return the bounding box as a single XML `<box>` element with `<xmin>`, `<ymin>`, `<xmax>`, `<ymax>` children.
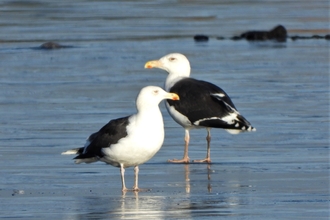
<box><xmin>145</xmin><ymin>53</ymin><xmax>255</xmax><ymax>163</ymax></box>
<box><xmin>62</xmin><ymin>86</ymin><xmax>179</xmax><ymax>192</ymax></box>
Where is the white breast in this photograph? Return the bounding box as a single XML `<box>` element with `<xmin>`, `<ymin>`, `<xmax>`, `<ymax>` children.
<box><xmin>101</xmin><ymin>109</ymin><xmax>165</xmax><ymax>168</ymax></box>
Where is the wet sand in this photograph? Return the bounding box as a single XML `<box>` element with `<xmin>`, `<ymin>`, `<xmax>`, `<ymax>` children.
<box><xmin>1</xmin><ymin>146</ymin><xmax>328</xmax><ymax>219</ymax></box>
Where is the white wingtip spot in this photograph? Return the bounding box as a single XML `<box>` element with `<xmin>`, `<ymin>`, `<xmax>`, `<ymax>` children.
<box><xmin>235</xmin><ymin>123</ymin><xmax>239</xmax><ymax>127</ymax></box>
<box><xmin>241</xmin><ymin>126</ymin><xmax>246</xmax><ymax>130</ymax></box>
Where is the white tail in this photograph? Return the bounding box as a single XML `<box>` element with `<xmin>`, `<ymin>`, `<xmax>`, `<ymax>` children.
<box><xmin>61</xmin><ymin>149</ymin><xmax>79</xmax><ymax>155</ymax></box>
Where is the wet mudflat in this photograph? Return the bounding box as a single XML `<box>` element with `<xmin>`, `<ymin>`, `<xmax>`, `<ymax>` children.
<box><xmin>0</xmin><ymin>0</ymin><xmax>329</xmax><ymax>219</ymax></box>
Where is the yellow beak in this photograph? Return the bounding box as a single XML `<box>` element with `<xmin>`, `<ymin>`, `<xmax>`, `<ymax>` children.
<box><xmin>167</xmin><ymin>93</ymin><xmax>180</xmax><ymax>101</ymax></box>
<box><xmin>144</xmin><ymin>60</ymin><xmax>162</xmax><ymax>69</ymax></box>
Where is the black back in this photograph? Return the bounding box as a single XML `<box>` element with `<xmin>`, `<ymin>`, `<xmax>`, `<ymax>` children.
<box><xmin>167</xmin><ymin>78</ymin><xmax>237</xmax><ymax>122</ymax></box>
<box><xmin>166</xmin><ymin>78</ymin><xmax>255</xmax><ymax>130</ymax></box>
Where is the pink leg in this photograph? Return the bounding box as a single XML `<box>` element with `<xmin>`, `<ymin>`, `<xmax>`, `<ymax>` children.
<box><xmin>120</xmin><ymin>164</ymin><xmax>128</xmax><ymax>192</ymax></box>
<box><xmin>132</xmin><ymin>166</ymin><xmax>139</xmax><ymax>191</ymax></box>
<box><xmin>168</xmin><ymin>129</ymin><xmax>190</xmax><ymax>163</ymax></box>
<box><xmin>193</xmin><ymin>128</ymin><xmax>212</xmax><ymax>163</ymax></box>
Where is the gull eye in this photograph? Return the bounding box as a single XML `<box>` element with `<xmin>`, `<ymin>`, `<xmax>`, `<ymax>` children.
<box><xmin>169</xmin><ymin>57</ymin><xmax>176</xmax><ymax>61</ymax></box>
<box><xmin>153</xmin><ymin>89</ymin><xmax>159</xmax><ymax>94</ymax></box>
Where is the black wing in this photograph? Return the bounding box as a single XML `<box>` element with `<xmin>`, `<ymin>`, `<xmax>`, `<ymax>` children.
<box><xmin>74</xmin><ymin>116</ymin><xmax>130</xmax><ymax>160</ymax></box>
<box><xmin>167</xmin><ymin>78</ymin><xmax>253</xmax><ymax>130</ymax></box>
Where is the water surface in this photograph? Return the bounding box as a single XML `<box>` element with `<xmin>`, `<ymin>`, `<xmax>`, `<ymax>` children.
<box><xmin>0</xmin><ymin>0</ymin><xmax>329</xmax><ymax>219</ymax></box>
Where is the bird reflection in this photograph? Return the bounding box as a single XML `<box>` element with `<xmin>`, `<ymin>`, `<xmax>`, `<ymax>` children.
<box><xmin>207</xmin><ymin>164</ymin><xmax>212</xmax><ymax>193</ymax></box>
<box><xmin>69</xmin><ymin>164</ymin><xmax>225</xmax><ymax>220</ymax></box>
<box><xmin>120</xmin><ymin>191</ymin><xmax>139</xmax><ymax>217</ymax></box>
<box><xmin>184</xmin><ymin>164</ymin><xmax>190</xmax><ymax>193</ymax></box>
<box><xmin>183</xmin><ymin>164</ymin><xmax>213</xmax><ymax>193</ymax></box>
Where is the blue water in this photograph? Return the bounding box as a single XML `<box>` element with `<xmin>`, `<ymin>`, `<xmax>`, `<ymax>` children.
<box><xmin>0</xmin><ymin>0</ymin><xmax>329</xmax><ymax>219</ymax></box>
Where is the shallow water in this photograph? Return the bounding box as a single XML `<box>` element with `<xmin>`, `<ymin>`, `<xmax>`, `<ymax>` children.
<box><xmin>0</xmin><ymin>0</ymin><xmax>329</xmax><ymax>219</ymax></box>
